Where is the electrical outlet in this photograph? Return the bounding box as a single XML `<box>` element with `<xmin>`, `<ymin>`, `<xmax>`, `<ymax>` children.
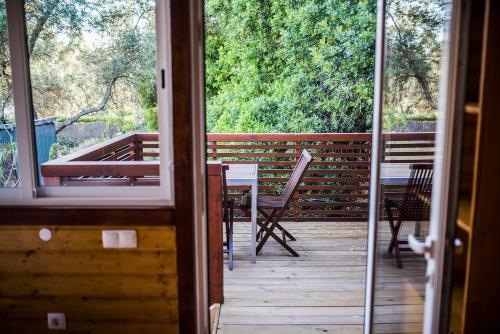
<box><xmin>47</xmin><ymin>313</ymin><xmax>66</xmax><ymax>330</ymax></box>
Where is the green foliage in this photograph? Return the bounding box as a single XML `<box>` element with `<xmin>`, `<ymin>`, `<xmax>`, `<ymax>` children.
<box><xmin>384</xmin><ymin>0</ymin><xmax>445</xmax><ymax>122</ymax></box>
<box><xmin>0</xmin><ymin>143</ymin><xmax>16</xmax><ymax>182</ymax></box>
<box><xmin>383</xmin><ymin>107</ymin><xmax>407</xmax><ymax>131</ymax></box>
<box><xmin>205</xmin><ymin>0</ymin><xmax>376</xmax><ymax>133</ymax></box>
<box><xmin>137</xmin><ymin>77</ymin><xmax>158</xmax><ymax>131</ymax></box>
<box><xmin>1</xmin><ymin>0</ymin><xmax>445</xmax><ymax>139</ymax></box>
<box><xmin>143</xmin><ymin>107</ymin><xmax>158</xmax><ymax>132</ymax></box>
<box><xmin>49</xmin><ymin>137</ymin><xmax>78</xmax><ymax>159</ymax></box>
<box><xmin>104</xmin><ymin>109</ymin><xmax>137</xmax><ymax>134</ymax></box>
<box><xmin>1</xmin><ymin>0</ymin><xmax>158</xmax><ymax>128</ymax></box>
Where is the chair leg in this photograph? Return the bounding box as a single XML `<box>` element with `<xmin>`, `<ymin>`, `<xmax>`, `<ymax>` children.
<box><xmin>276</xmin><ymin>223</ymin><xmax>296</xmax><ymax>241</ymax></box>
<box><xmin>388</xmin><ymin>219</ymin><xmax>402</xmax><ymax>252</ymax></box>
<box><xmin>414</xmin><ymin>221</ymin><xmax>421</xmax><ymax>237</ymax></box>
<box><xmin>388</xmin><ymin>219</ymin><xmax>403</xmax><ymax>268</ymax></box>
<box><xmin>228</xmin><ymin>232</ymin><xmax>233</xmax><ymax>271</ymax></box>
<box><xmin>228</xmin><ymin>206</ymin><xmax>234</xmax><ymax>271</ymax></box>
<box><xmin>394</xmin><ymin>239</ymin><xmax>403</xmax><ymax>269</ymax></box>
<box><xmin>257</xmin><ymin>209</ymin><xmax>295</xmax><ymax>241</ymax></box>
<box><xmin>257</xmin><ymin>214</ymin><xmax>299</xmax><ymax>257</ymax></box>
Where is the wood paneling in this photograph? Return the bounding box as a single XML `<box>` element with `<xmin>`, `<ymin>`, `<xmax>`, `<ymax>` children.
<box><xmin>0</xmin><ymin>226</ymin><xmax>179</xmax><ymax>334</ymax></box>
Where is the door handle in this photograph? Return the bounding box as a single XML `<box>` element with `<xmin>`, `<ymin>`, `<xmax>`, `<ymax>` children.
<box><xmin>408</xmin><ymin>234</ymin><xmax>426</xmax><ymax>254</ymax></box>
<box><xmin>408</xmin><ymin>234</ymin><xmax>434</xmax><ymax>258</ymax></box>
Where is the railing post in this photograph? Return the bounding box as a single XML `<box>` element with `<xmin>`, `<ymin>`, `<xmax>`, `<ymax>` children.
<box><xmin>207</xmin><ymin>161</ymin><xmax>224</xmax><ymax>305</ymax></box>
<box><xmin>42</xmin><ymin>176</ymin><xmax>61</xmax><ymax>186</ymax></box>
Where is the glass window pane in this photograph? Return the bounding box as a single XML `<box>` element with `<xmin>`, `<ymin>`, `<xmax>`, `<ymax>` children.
<box><xmin>25</xmin><ymin>0</ymin><xmax>159</xmax><ymax>187</ymax></box>
<box><xmin>0</xmin><ymin>0</ymin><xmax>19</xmax><ymax>189</ymax></box>
<box><xmin>373</xmin><ymin>0</ymin><xmax>448</xmax><ymax>332</ymax></box>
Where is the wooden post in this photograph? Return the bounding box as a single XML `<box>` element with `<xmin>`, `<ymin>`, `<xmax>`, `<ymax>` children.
<box><xmin>207</xmin><ymin>161</ymin><xmax>224</xmax><ymax>305</ymax></box>
<box><xmin>42</xmin><ymin>176</ymin><xmax>61</xmax><ymax>186</ymax></box>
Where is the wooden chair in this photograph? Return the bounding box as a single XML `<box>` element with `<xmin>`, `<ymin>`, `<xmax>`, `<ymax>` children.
<box><xmin>222</xmin><ymin>165</ymin><xmax>235</xmax><ymax>270</ymax></box>
<box><xmin>240</xmin><ymin>149</ymin><xmax>313</xmax><ymax>257</ymax></box>
<box><xmin>385</xmin><ymin>163</ymin><xmax>433</xmax><ymax>268</ymax></box>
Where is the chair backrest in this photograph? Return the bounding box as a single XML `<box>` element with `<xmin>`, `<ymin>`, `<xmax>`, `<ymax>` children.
<box><xmin>280</xmin><ymin>149</ymin><xmax>313</xmax><ymax>208</ymax></box>
<box><xmin>221</xmin><ymin>164</ymin><xmax>231</xmax><ymax>220</ymax></box>
<box><xmin>402</xmin><ymin>163</ymin><xmax>433</xmax><ymax>216</ymax></box>
<box><xmin>222</xmin><ymin>165</ymin><xmax>229</xmax><ymax>208</ymax></box>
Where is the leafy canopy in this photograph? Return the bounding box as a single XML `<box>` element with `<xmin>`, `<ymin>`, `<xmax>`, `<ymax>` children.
<box><xmin>205</xmin><ymin>0</ymin><xmax>377</xmax><ymax>133</ymax></box>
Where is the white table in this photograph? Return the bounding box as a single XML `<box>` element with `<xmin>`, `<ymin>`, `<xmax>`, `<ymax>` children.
<box><xmin>226</xmin><ymin>164</ymin><xmax>258</xmax><ymax>264</ymax></box>
<box><xmin>380</xmin><ymin>163</ymin><xmax>411</xmax><ymax>185</ymax></box>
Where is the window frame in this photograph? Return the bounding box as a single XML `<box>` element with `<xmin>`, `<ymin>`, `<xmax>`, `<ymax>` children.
<box><xmin>0</xmin><ymin>0</ymin><xmax>174</xmax><ymax>207</ymax></box>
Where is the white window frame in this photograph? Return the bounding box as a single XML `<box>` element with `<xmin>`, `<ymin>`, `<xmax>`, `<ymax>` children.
<box><xmin>0</xmin><ymin>0</ymin><xmax>174</xmax><ymax>207</ymax></box>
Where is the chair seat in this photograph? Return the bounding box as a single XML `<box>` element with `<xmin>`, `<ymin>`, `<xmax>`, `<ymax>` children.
<box><xmin>240</xmin><ymin>194</ymin><xmax>283</xmax><ymax>209</ymax></box>
<box><xmin>385</xmin><ymin>197</ymin><xmax>430</xmax><ymax>220</ymax></box>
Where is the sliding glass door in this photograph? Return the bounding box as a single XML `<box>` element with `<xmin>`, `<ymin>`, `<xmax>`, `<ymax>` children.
<box><xmin>366</xmin><ymin>0</ymin><xmax>459</xmax><ymax>333</ymax></box>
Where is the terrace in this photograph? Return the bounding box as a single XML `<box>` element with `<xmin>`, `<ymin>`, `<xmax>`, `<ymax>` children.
<box><xmin>41</xmin><ymin>131</ymin><xmax>435</xmax><ymax>333</ymax></box>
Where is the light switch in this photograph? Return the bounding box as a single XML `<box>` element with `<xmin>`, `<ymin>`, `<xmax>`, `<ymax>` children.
<box><xmin>118</xmin><ymin>230</ymin><xmax>137</xmax><ymax>248</ymax></box>
<box><xmin>102</xmin><ymin>231</ymin><xmax>119</xmax><ymax>248</ymax></box>
<box><xmin>102</xmin><ymin>230</ymin><xmax>137</xmax><ymax>248</ymax></box>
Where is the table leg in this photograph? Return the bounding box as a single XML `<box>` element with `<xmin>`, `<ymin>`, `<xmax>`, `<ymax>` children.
<box><xmin>251</xmin><ymin>181</ymin><xmax>257</xmax><ymax>264</ymax></box>
<box><xmin>415</xmin><ymin>221</ymin><xmax>421</xmax><ymax>237</ymax></box>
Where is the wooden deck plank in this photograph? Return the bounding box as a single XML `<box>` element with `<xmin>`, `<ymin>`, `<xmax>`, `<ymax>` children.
<box><xmin>217</xmin><ymin>220</ymin><xmax>427</xmax><ymax>333</ymax></box>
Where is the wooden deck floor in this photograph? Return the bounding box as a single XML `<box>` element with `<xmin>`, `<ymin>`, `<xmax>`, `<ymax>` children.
<box><xmin>217</xmin><ymin>220</ymin><xmax>427</xmax><ymax>334</ymax></box>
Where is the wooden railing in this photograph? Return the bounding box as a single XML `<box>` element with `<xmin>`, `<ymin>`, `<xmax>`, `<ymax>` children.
<box><xmin>41</xmin><ymin>131</ymin><xmax>435</xmax><ymax>221</ymax></box>
<box><xmin>207</xmin><ymin>132</ymin><xmax>435</xmax><ymax>221</ymax></box>
<box><xmin>41</xmin><ymin>132</ymin><xmax>160</xmax><ymax>186</ymax></box>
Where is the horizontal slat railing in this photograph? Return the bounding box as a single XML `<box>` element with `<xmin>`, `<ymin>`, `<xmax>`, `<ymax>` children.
<box><xmin>41</xmin><ymin>132</ymin><xmax>435</xmax><ymax>212</ymax></box>
<box><xmin>382</xmin><ymin>132</ymin><xmax>435</xmax><ymax>163</ymax></box>
<box><xmin>41</xmin><ymin>132</ymin><xmax>160</xmax><ymax>186</ymax></box>
<box><xmin>207</xmin><ymin>132</ymin><xmax>435</xmax><ymax>222</ymax></box>
<box><xmin>208</xmin><ymin>133</ymin><xmax>371</xmax><ymax>221</ymax></box>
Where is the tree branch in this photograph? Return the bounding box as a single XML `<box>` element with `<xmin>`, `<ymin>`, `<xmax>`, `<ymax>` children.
<box><xmin>387</xmin><ymin>10</ymin><xmax>437</xmax><ymax>110</ymax></box>
<box><xmin>55</xmin><ymin>77</ymin><xmax>119</xmax><ymax>134</ymax></box>
<box><xmin>28</xmin><ymin>0</ymin><xmax>60</xmax><ymax>55</ymax></box>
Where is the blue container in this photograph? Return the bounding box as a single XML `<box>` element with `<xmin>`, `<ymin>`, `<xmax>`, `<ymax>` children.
<box><xmin>0</xmin><ymin>118</ymin><xmax>56</xmax><ymax>181</ymax></box>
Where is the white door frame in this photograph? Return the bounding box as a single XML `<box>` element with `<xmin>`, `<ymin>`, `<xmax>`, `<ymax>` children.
<box><xmin>423</xmin><ymin>1</ymin><xmax>463</xmax><ymax>332</ymax></box>
<box><xmin>363</xmin><ymin>0</ymin><xmax>386</xmax><ymax>333</ymax></box>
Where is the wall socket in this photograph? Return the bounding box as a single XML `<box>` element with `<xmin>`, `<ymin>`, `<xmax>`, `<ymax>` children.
<box><xmin>47</xmin><ymin>313</ymin><xmax>66</xmax><ymax>330</ymax></box>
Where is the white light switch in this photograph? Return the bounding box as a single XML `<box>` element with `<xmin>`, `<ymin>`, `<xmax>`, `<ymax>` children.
<box><xmin>102</xmin><ymin>231</ymin><xmax>119</xmax><ymax>248</ymax></box>
<box><xmin>118</xmin><ymin>230</ymin><xmax>137</xmax><ymax>248</ymax></box>
<box><xmin>102</xmin><ymin>230</ymin><xmax>137</xmax><ymax>248</ymax></box>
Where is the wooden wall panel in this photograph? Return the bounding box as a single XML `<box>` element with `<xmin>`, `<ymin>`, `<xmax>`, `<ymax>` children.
<box><xmin>0</xmin><ymin>225</ymin><xmax>179</xmax><ymax>334</ymax></box>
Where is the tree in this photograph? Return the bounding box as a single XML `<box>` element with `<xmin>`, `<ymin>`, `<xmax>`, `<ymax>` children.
<box><xmin>384</xmin><ymin>0</ymin><xmax>446</xmax><ymax>118</ymax></box>
<box><xmin>205</xmin><ymin>0</ymin><xmax>376</xmax><ymax>133</ymax></box>
<box><xmin>205</xmin><ymin>0</ymin><xmax>445</xmax><ymax>133</ymax></box>
<box><xmin>0</xmin><ymin>0</ymin><xmax>156</xmax><ymax>130</ymax></box>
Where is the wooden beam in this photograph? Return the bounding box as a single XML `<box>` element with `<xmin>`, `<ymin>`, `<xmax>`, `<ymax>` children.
<box><xmin>207</xmin><ymin>162</ymin><xmax>224</xmax><ymax>305</ymax></box>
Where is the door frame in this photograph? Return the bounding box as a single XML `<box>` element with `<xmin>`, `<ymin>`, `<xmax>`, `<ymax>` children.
<box><xmin>363</xmin><ymin>0</ymin><xmax>387</xmax><ymax>332</ymax></box>
<box><xmin>171</xmin><ymin>0</ymin><xmax>209</xmax><ymax>333</ymax></box>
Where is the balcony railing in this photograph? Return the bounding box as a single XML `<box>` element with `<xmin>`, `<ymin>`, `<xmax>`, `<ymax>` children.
<box><xmin>41</xmin><ymin>132</ymin><xmax>160</xmax><ymax>186</ymax></box>
<box><xmin>41</xmin><ymin>132</ymin><xmax>435</xmax><ymax>220</ymax></box>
